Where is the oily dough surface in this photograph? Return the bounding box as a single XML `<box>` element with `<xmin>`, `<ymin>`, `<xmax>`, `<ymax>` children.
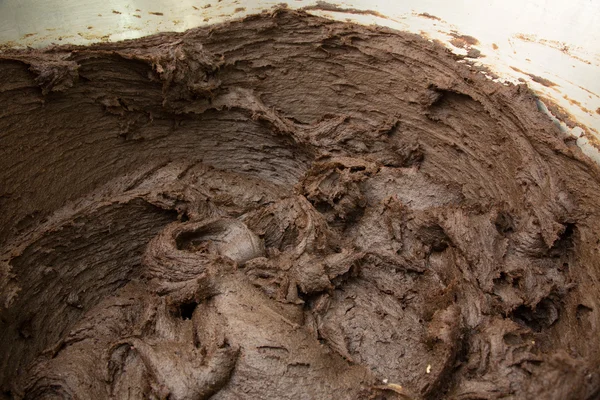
<box><xmin>1</xmin><ymin>9</ymin><xmax>600</xmax><ymax>400</ymax></box>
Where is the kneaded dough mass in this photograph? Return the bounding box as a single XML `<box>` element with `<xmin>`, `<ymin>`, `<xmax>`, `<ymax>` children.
<box><xmin>1</xmin><ymin>9</ymin><xmax>600</xmax><ymax>400</ymax></box>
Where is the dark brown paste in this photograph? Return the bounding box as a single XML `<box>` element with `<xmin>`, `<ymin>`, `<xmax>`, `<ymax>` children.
<box><xmin>0</xmin><ymin>9</ymin><xmax>599</xmax><ymax>400</ymax></box>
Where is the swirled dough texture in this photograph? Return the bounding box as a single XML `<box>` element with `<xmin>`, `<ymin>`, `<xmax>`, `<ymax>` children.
<box><xmin>1</xmin><ymin>9</ymin><xmax>600</xmax><ymax>400</ymax></box>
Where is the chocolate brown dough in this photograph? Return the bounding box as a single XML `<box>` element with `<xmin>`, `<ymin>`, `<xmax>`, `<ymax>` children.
<box><xmin>1</xmin><ymin>9</ymin><xmax>600</xmax><ymax>400</ymax></box>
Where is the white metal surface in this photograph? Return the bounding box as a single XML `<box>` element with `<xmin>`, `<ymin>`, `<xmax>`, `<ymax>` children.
<box><xmin>1</xmin><ymin>0</ymin><xmax>599</xmax><ymax>161</ymax></box>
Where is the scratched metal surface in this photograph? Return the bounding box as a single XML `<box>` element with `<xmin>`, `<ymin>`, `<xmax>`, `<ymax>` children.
<box><xmin>1</xmin><ymin>0</ymin><xmax>599</xmax><ymax>161</ymax></box>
